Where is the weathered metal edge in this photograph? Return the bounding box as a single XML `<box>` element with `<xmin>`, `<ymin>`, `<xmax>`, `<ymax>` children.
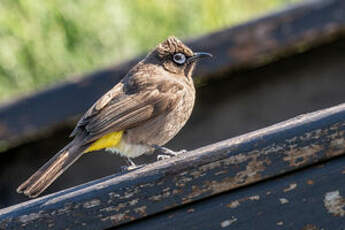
<box><xmin>0</xmin><ymin>102</ymin><xmax>344</xmax><ymax>230</ymax></box>
<box><xmin>1</xmin><ymin>0</ymin><xmax>345</xmax><ymax>148</ymax></box>
<box><xmin>117</xmin><ymin>146</ymin><xmax>345</xmax><ymax>230</ymax></box>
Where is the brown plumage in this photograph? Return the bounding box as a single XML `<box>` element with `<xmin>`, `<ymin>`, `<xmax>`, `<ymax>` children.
<box><xmin>17</xmin><ymin>36</ymin><xmax>212</xmax><ymax>198</ymax></box>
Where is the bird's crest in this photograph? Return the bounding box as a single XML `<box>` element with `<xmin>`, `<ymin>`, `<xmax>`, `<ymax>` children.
<box><xmin>157</xmin><ymin>36</ymin><xmax>194</xmax><ymax>57</ymax></box>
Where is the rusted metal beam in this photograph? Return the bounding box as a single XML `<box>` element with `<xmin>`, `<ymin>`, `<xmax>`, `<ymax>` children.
<box><xmin>0</xmin><ymin>102</ymin><xmax>344</xmax><ymax>230</ymax></box>
<box><xmin>1</xmin><ymin>0</ymin><xmax>345</xmax><ymax>149</ymax></box>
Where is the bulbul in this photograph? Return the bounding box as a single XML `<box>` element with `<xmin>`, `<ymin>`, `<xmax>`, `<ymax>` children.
<box><xmin>17</xmin><ymin>36</ymin><xmax>212</xmax><ymax>198</ymax></box>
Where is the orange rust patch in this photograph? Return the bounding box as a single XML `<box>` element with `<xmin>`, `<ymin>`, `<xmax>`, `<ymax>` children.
<box><xmin>307</xmin><ymin>180</ymin><xmax>314</xmax><ymax>185</ymax></box>
<box><xmin>301</xmin><ymin>224</ymin><xmax>319</xmax><ymax>230</ymax></box>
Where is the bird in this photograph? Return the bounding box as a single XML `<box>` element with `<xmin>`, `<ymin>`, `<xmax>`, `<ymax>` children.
<box><xmin>16</xmin><ymin>36</ymin><xmax>212</xmax><ymax>198</ymax></box>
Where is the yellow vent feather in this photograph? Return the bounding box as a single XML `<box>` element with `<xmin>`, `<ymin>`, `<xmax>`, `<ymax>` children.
<box><xmin>84</xmin><ymin>131</ymin><xmax>123</xmax><ymax>153</ymax></box>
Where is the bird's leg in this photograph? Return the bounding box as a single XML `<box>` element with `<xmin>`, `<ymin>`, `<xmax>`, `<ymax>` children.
<box><xmin>152</xmin><ymin>145</ymin><xmax>187</xmax><ymax>161</ymax></box>
<box><xmin>127</xmin><ymin>158</ymin><xmax>137</xmax><ymax>169</ymax></box>
<box><xmin>121</xmin><ymin>158</ymin><xmax>145</xmax><ymax>173</ymax></box>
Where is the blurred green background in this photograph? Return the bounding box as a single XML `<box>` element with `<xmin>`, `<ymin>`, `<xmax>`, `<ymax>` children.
<box><xmin>0</xmin><ymin>0</ymin><xmax>301</xmax><ymax>102</ymax></box>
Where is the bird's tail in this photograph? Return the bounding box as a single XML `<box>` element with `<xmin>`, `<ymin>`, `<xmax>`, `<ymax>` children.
<box><xmin>17</xmin><ymin>140</ymin><xmax>87</xmax><ymax>198</ymax></box>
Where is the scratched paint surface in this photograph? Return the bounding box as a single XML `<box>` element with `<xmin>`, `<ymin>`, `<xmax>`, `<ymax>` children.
<box><xmin>118</xmin><ymin>150</ymin><xmax>345</xmax><ymax>230</ymax></box>
<box><xmin>0</xmin><ymin>102</ymin><xmax>345</xmax><ymax>229</ymax></box>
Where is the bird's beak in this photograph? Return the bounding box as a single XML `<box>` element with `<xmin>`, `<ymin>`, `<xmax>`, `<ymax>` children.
<box><xmin>187</xmin><ymin>52</ymin><xmax>213</xmax><ymax>64</ymax></box>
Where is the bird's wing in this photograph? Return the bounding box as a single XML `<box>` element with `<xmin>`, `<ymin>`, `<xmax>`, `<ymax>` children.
<box><xmin>71</xmin><ymin>75</ymin><xmax>183</xmax><ymax>143</ymax></box>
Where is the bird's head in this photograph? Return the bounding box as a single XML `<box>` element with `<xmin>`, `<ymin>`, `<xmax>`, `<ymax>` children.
<box><xmin>145</xmin><ymin>36</ymin><xmax>212</xmax><ymax>79</ymax></box>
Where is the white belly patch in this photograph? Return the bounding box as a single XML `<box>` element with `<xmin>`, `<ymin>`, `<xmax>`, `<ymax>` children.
<box><xmin>106</xmin><ymin>138</ymin><xmax>152</xmax><ymax>158</ymax></box>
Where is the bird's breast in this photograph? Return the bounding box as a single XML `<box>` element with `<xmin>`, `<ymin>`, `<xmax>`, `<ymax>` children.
<box><xmin>124</xmin><ymin>84</ymin><xmax>195</xmax><ymax>146</ymax></box>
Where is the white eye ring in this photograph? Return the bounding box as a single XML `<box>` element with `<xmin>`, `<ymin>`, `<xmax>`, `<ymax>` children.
<box><xmin>173</xmin><ymin>53</ymin><xmax>186</xmax><ymax>65</ymax></box>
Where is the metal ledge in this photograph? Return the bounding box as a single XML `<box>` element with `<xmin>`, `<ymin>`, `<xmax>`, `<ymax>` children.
<box><xmin>1</xmin><ymin>102</ymin><xmax>344</xmax><ymax>230</ymax></box>
<box><xmin>119</xmin><ymin>142</ymin><xmax>345</xmax><ymax>230</ymax></box>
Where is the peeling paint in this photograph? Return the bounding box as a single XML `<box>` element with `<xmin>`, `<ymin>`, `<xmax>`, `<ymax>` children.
<box><xmin>249</xmin><ymin>195</ymin><xmax>260</xmax><ymax>201</ymax></box>
<box><xmin>195</xmin><ymin>154</ymin><xmax>271</xmax><ymax>199</ymax></box>
<box><xmin>283</xmin><ymin>183</ymin><xmax>297</xmax><ymax>192</ymax></box>
<box><xmin>220</xmin><ymin>216</ymin><xmax>237</xmax><ymax>228</ymax></box>
<box><xmin>129</xmin><ymin>199</ymin><xmax>139</xmax><ymax>206</ymax></box>
<box><xmin>227</xmin><ymin>200</ymin><xmax>240</xmax><ymax>208</ymax></box>
<box><xmin>187</xmin><ymin>208</ymin><xmax>195</xmax><ymax>213</ymax></box>
<box><xmin>215</xmin><ymin>170</ymin><xmax>228</xmax><ymax>176</ymax></box>
<box><xmin>19</xmin><ymin>212</ymin><xmax>41</xmax><ymax>223</ymax></box>
<box><xmin>134</xmin><ymin>206</ymin><xmax>147</xmax><ymax>215</ymax></box>
<box><xmin>83</xmin><ymin>199</ymin><xmax>101</xmax><ymax>208</ymax></box>
<box><xmin>327</xmin><ymin>136</ymin><xmax>345</xmax><ymax>158</ymax></box>
<box><xmin>276</xmin><ymin>221</ymin><xmax>284</xmax><ymax>226</ymax></box>
<box><xmin>189</xmin><ymin>170</ymin><xmax>203</xmax><ymax>178</ymax></box>
<box><xmin>110</xmin><ymin>213</ymin><xmax>126</xmax><ymax>223</ymax></box>
<box><xmin>324</xmin><ymin>190</ymin><xmax>345</xmax><ymax>217</ymax></box>
<box><xmin>108</xmin><ymin>192</ymin><xmax>121</xmax><ymax>199</ymax></box>
<box><xmin>279</xmin><ymin>198</ymin><xmax>289</xmax><ymax>204</ymax></box>
<box><xmin>150</xmin><ymin>190</ymin><xmax>172</xmax><ymax>201</ymax></box>
<box><xmin>284</xmin><ymin>144</ymin><xmax>322</xmax><ymax>167</ymax></box>
<box><xmin>226</xmin><ymin>195</ymin><xmax>260</xmax><ymax>209</ymax></box>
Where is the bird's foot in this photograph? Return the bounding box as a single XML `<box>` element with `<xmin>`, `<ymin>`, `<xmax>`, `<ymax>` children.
<box><xmin>153</xmin><ymin>145</ymin><xmax>187</xmax><ymax>161</ymax></box>
<box><xmin>121</xmin><ymin>158</ymin><xmax>145</xmax><ymax>173</ymax></box>
<box><xmin>157</xmin><ymin>154</ymin><xmax>171</xmax><ymax>161</ymax></box>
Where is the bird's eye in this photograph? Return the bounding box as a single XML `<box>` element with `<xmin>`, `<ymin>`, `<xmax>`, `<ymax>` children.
<box><xmin>172</xmin><ymin>53</ymin><xmax>186</xmax><ymax>65</ymax></box>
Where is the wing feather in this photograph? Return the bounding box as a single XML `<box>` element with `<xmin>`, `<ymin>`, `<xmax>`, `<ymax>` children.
<box><xmin>71</xmin><ymin>74</ymin><xmax>182</xmax><ymax>143</ymax></box>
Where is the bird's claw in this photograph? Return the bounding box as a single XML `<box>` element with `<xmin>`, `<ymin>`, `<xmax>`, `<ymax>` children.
<box><xmin>121</xmin><ymin>157</ymin><xmax>145</xmax><ymax>173</ymax></box>
<box><xmin>121</xmin><ymin>164</ymin><xmax>145</xmax><ymax>173</ymax></box>
<box><xmin>172</xmin><ymin>149</ymin><xmax>187</xmax><ymax>155</ymax></box>
<box><xmin>157</xmin><ymin>154</ymin><xmax>171</xmax><ymax>161</ymax></box>
<box><xmin>156</xmin><ymin>149</ymin><xmax>187</xmax><ymax>160</ymax></box>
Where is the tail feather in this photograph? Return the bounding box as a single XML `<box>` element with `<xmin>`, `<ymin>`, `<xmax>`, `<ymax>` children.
<box><xmin>17</xmin><ymin>141</ymin><xmax>87</xmax><ymax>198</ymax></box>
